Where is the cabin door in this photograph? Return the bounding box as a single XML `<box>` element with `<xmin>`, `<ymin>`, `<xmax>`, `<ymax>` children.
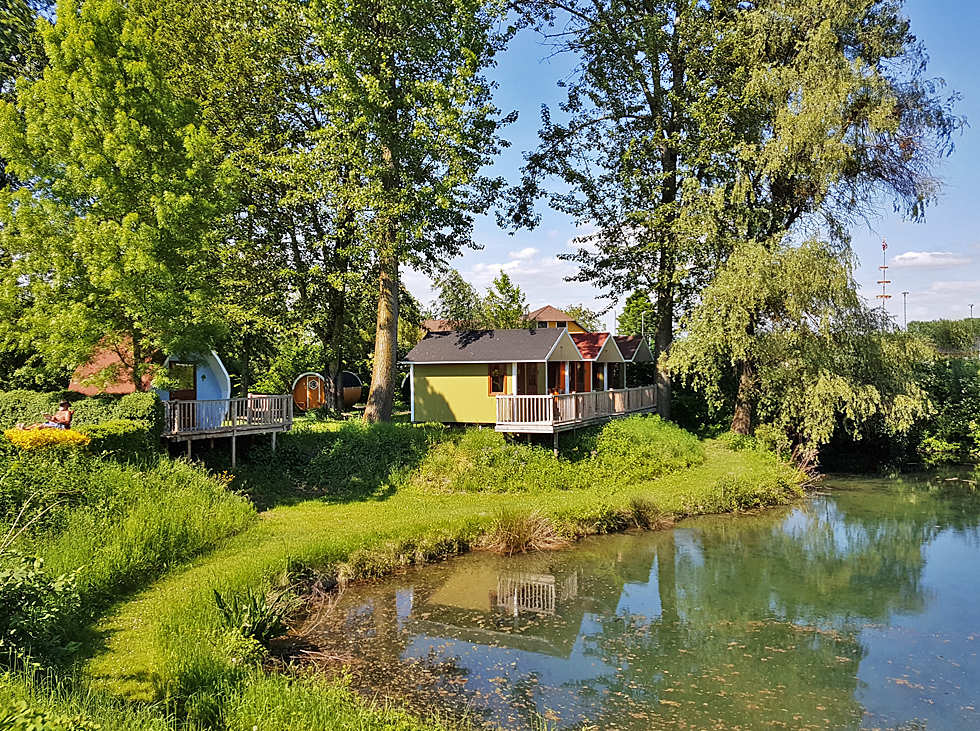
<box><xmin>169</xmin><ymin>362</ymin><xmax>197</xmax><ymax>429</ymax></box>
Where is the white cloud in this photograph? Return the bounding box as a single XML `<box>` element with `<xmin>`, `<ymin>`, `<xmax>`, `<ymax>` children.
<box><xmin>508</xmin><ymin>247</ymin><xmax>539</xmax><ymax>260</ymax></box>
<box><xmin>890</xmin><ymin>251</ymin><xmax>973</xmax><ymax>269</ymax></box>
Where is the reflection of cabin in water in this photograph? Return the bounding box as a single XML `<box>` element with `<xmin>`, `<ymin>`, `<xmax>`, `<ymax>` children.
<box><xmin>402</xmin><ymin>537</ymin><xmax>661</xmax><ymax>658</ymax></box>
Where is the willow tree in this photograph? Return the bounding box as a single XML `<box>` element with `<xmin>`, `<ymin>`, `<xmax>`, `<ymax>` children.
<box><xmin>0</xmin><ymin>0</ymin><xmax>232</xmax><ymax>389</ymax></box>
<box><xmin>669</xmin><ymin>239</ymin><xmax>930</xmax><ymax>447</ymax></box>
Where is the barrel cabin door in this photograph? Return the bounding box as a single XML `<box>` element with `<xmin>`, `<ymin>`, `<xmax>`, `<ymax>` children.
<box><xmin>168</xmin><ymin>362</ymin><xmax>197</xmax><ymax>429</ymax></box>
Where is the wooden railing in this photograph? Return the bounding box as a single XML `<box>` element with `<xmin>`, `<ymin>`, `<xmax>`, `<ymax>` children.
<box><xmin>162</xmin><ymin>395</ymin><xmax>294</xmax><ymax>437</ymax></box>
<box><xmin>496</xmin><ymin>386</ymin><xmax>657</xmax><ymax>430</ymax></box>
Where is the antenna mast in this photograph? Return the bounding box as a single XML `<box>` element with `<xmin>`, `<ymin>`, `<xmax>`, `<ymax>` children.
<box><xmin>876</xmin><ymin>239</ymin><xmax>891</xmax><ymax>315</ymax></box>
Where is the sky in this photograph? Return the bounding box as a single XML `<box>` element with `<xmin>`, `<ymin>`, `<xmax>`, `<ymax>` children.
<box><xmin>402</xmin><ymin>0</ymin><xmax>980</xmax><ymax>332</ymax></box>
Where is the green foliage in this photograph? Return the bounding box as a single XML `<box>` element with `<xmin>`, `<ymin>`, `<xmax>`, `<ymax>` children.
<box><xmin>562</xmin><ymin>304</ymin><xmax>603</xmax><ymax>332</ymax></box>
<box><xmin>0</xmin><ymin>0</ymin><xmax>234</xmax><ymax>383</ymax></box>
<box><xmin>911</xmin><ymin>356</ymin><xmax>980</xmax><ymax>463</ymax></box>
<box><xmin>617</xmin><ymin>291</ymin><xmax>655</xmax><ymax>337</ymax></box>
<box><xmin>671</xmin><ymin>239</ymin><xmax>931</xmax><ymax>446</ymax></box>
<box><xmin>483</xmin><ymin>271</ymin><xmax>531</xmax><ymax>329</ymax></box>
<box><xmin>594</xmin><ymin>415</ymin><xmax>705</xmax><ymax>474</ymax></box>
<box><xmin>0</xmin><ymin>699</ymin><xmax>101</xmax><ymax>731</ymax></box>
<box><xmin>306</xmin><ymin>422</ymin><xmax>435</xmax><ymax>496</ymax></box>
<box><xmin>0</xmin><ymin>553</ymin><xmax>80</xmax><ymax>667</ymax></box>
<box><xmin>76</xmin><ymin>420</ymin><xmax>151</xmax><ymax>460</ymax></box>
<box><xmin>213</xmin><ymin>587</ymin><xmax>296</xmax><ymax>647</ymax></box>
<box><xmin>908</xmin><ymin>319</ymin><xmax>980</xmax><ymax>354</ymax></box>
<box><xmin>0</xmin><ymin>390</ymin><xmax>163</xmax><ymax>440</ymax></box>
<box><xmin>431</xmin><ymin>269</ymin><xmax>484</xmax><ymax>328</ymax></box>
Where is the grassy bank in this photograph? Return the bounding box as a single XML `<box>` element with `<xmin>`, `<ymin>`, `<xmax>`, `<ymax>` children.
<box><xmin>2</xmin><ymin>416</ymin><xmax>803</xmax><ymax>730</ymax></box>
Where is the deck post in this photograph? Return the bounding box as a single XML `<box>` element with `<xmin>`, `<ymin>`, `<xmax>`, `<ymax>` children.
<box><xmin>231</xmin><ymin>428</ymin><xmax>237</xmax><ymax>468</ymax></box>
<box><xmin>186</xmin><ymin>440</ymin><xmax>191</xmax><ymax>460</ymax></box>
<box><xmin>271</xmin><ymin>431</ymin><xmax>276</xmax><ymax>453</ymax></box>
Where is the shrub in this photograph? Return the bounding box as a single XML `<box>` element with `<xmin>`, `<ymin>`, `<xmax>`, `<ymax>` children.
<box><xmin>306</xmin><ymin>421</ymin><xmax>433</xmax><ymax>495</ymax></box>
<box><xmin>0</xmin><ymin>700</ymin><xmax>101</xmax><ymax>731</ymax></box>
<box><xmin>3</xmin><ymin>429</ymin><xmax>90</xmax><ymax>452</ymax></box>
<box><xmin>0</xmin><ymin>553</ymin><xmax>81</xmax><ymax>667</ymax></box>
<box><xmin>0</xmin><ymin>390</ymin><xmax>163</xmax><ymax>444</ymax></box>
<box><xmin>213</xmin><ymin>587</ymin><xmax>298</xmax><ymax>646</ymax></box>
<box><xmin>77</xmin><ymin>419</ymin><xmax>151</xmax><ymax>459</ymax></box>
<box><xmin>594</xmin><ymin>415</ymin><xmax>705</xmax><ymax>476</ymax></box>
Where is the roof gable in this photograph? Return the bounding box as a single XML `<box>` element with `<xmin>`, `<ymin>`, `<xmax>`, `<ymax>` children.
<box><xmin>613</xmin><ymin>336</ymin><xmax>654</xmax><ymax>362</ymax></box>
<box><xmin>570</xmin><ymin>333</ymin><xmax>623</xmax><ymax>362</ymax></box>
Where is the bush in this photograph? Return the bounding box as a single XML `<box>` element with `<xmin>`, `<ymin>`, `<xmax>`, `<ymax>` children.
<box><xmin>0</xmin><ymin>553</ymin><xmax>81</xmax><ymax>668</ymax></box>
<box><xmin>0</xmin><ymin>390</ymin><xmax>163</xmax><ymax>445</ymax></box>
<box><xmin>0</xmin><ymin>700</ymin><xmax>101</xmax><ymax>731</ymax></box>
<box><xmin>3</xmin><ymin>429</ymin><xmax>90</xmax><ymax>452</ymax></box>
<box><xmin>594</xmin><ymin>415</ymin><xmax>705</xmax><ymax>476</ymax></box>
<box><xmin>77</xmin><ymin>419</ymin><xmax>151</xmax><ymax>459</ymax></box>
<box><xmin>306</xmin><ymin>421</ymin><xmax>433</xmax><ymax>495</ymax></box>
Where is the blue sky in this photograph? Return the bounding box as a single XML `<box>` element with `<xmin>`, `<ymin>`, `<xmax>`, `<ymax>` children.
<box><xmin>404</xmin><ymin>0</ymin><xmax>980</xmax><ymax>330</ymax></box>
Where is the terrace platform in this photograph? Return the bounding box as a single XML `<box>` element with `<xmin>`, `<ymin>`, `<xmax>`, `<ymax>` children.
<box><xmin>494</xmin><ymin>386</ymin><xmax>658</xmax><ymax>435</ymax></box>
<box><xmin>162</xmin><ymin>395</ymin><xmax>294</xmax><ymax>466</ymax></box>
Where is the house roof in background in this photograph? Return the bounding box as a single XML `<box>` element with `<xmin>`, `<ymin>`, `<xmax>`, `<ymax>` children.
<box><xmin>404</xmin><ymin>328</ymin><xmax>582</xmax><ymax>363</ymax></box>
<box><xmin>614</xmin><ymin>336</ymin><xmax>654</xmax><ymax>362</ymax></box>
<box><xmin>422</xmin><ymin>319</ymin><xmax>453</xmax><ymax>332</ymax></box>
<box><xmin>526</xmin><ymin>305</ymin><xmax>575</xmax><ymax>323</ymax></box>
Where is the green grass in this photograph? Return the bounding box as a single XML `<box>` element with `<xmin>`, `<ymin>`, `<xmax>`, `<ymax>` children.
<box><xmin>1</xmin><ymin>416</ymin><xmax>803</xmax><ymax>730</ymax></box>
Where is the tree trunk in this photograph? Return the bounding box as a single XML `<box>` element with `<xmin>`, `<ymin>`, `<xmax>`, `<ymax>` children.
<box><xmin>325</xmin><ymin>291</ymin><xmax>346</xmax><ymax>413</ymax></box>
<box><xmin>240</xmin><ymin>335</ymin><xmax>251</xmax><ymax>397</ymax></box>
<box><xmin>731</xmin><ymin>357</ymin><xmax>755</xmax><ymax>434</ymax></box>
<box><xmin>131</xmin><ymin>334</ymin><xmax>146</xmax><ymax>392</ymax></box>
<box><xmin>363</xmin><ymin>244</ymin><xmax>398</xmax><ymax>423</ymax></box>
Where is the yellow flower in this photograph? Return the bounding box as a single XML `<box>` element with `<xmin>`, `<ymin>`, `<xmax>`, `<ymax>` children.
<box><xmin>3</xmin><ymin>428</ymin><xmax>91</xmax><ymax>451</ymax></box>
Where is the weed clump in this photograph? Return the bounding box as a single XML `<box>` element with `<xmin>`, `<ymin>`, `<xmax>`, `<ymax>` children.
<box><xmin>481</xmin><ymin>509</ymin><xmax>569</xmax><ymax>555</ymax></box>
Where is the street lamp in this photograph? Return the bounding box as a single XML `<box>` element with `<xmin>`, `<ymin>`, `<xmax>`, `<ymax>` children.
<box><xmin>971</xmin><ymin>304</ymin><xmax>975</xmax><ymax>320</ymax></box>
<box><xmin>640</xmin><ymin>310</ymin><xmax>655</xmax><ymax>343</ymax></box>
<box><xmin>902</xmin><ymin>292</ymin><xmax>909</xmax><ymax>330</ymax></box>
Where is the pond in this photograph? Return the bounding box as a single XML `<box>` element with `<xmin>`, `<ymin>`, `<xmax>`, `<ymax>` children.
<box><xmin>298</xmin><ymin>472</ymin><xmax>980</xmax><ymax>730</ymax></box>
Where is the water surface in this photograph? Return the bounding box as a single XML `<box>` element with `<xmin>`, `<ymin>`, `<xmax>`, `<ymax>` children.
<box><xmin>301</xmin><ymin>472</ymin><xmax>980</xmax><ymax>730</ymax></box>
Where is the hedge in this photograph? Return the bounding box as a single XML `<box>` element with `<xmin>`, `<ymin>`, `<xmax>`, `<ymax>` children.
<box><xmin>0</xmin><ymin>391</ymin><xmax>163</xmax><ymax>442</ymax></box>
<box><xmin>76</xmin><ymin>420</ymin><xmax>152</xmax><ymax>460</ymax></box>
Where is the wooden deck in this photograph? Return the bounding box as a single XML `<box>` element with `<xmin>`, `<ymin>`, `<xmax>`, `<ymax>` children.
<box><xmin>162</xmin><ymin>395</ymin><xmax>294</xmax><ymax>465</ymax></box>
<box><xmin>494</xmin><ymin>387</ymin><xmax>658</xmax><ymax>434</ymax></box>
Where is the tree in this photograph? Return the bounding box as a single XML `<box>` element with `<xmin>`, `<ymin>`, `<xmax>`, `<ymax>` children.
<box><xmin>668</xmin><ymin>239</ymin><xmax>930</xmax><ymax>446</ymax></box>
<box><xmin>563</xmin><ymin>304</ymin><xmax>602</xmax><ymax>332</ymax></box>
<box><xmin>0</xmin><ymin>0</ymin><xmax>233</xmax><ymax>389</ymax></box>
<box><xmin>616</xmin><ymin>291</ymin><xmax>655</xmax><ymax>338</ymax></box>
<box><xmin>302</xmin><ymin>0</ymin><xmax>514</xmax><ymax>423</ymax></box>
<box><xmin>432</xmin><ymin>269</ymin><xmax>484</xmax><ymax>329</ymax></box>
<box><xmin>511</xmin><ymin>0</ymin><xmax>960</xmax><ymax>422</ymax></box>
<box><xmin>483</xmin><ymin>271</ymin><xmax>530</xmax><ymax>329</ymax></box>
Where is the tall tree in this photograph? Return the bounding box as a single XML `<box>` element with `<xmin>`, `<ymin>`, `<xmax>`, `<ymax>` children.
<box><xmin>305</xmin><ymin>0</ymin><xmax>514</xmax><ymax>423</ymax></box>
<box><xmin>511</xmin><ymin>0</ymin><xmax>960</xmax><ymax>422</ymax></box>
<box><xmin>432</xmin><ymin>269</ymin><xmax>485</xmax><ymax>329</ymax></box>
<box><xmin>563</xmin><ymin>303</ymin><xmax>603</xmax><ymax>332</ymax></box>
<box><xmin>0</xmin><ymin>0</ymin><xmax>233</xmax><ymax>389</ymax></box>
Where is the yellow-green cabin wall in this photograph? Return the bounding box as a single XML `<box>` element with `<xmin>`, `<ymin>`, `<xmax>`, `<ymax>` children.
<box><xmin>413</xmin><ymin>363</ymin><xmax>547</xmax><ymax>423</ymax></box>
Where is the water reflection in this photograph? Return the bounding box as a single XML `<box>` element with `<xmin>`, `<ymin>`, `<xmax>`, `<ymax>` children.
<box><xmin>300</xmin><ymin>472</ymin><xmax>980</xmax><ymax>730</ymax></box>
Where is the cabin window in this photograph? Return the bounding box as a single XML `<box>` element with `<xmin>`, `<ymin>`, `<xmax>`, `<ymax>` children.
<box><xmin>609</xmin><ymin>363</ymin><xmax>624</xmax><ymax>389</ymax></box>
<box><xmin>488</xmin><ymin>364</ymin><xmax>506</xmax><ymax>394</ymax></box>
<box><xmin>570</xmin><ymin>362</ymin><xmax>589</xmax><ymax>393</ymax></box>
<box><xmin>593</xmin><ymin>365</ymin><xmax>604</xmax><ymax>391</ymax></box>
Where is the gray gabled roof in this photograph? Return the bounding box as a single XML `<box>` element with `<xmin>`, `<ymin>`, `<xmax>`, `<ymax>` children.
<box><xmin>404</xmin><ymin>329</ymin><xmax>582</xmax><ymax>363</ymax></box>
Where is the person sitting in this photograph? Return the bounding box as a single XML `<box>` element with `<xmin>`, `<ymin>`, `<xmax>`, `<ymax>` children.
<box><xmin>18</xmin><ymin>401</ymin><xmax>74</xmax><ymax>430</ymax></box>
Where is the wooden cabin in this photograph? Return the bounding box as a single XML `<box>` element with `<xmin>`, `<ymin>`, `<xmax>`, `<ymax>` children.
<box><xmin>403</xmin><ymin>329</ymin><xmax>657</xmax><ymax>435</ymax></box>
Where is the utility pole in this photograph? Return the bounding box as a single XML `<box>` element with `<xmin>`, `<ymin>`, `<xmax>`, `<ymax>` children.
<box><xmin>901</xmin><ymin>292</ymin><xmax>909</xmax><ymax>330</ymax></box>
<box><xmin>875</xmin><ymin>239</ymin><xmax>891</xmax><ymax>321</ymax></box>
<box><xmin>971</xmin><ymin>304</ymin><xmax>974</xmax><ymax>319</ymax></box>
